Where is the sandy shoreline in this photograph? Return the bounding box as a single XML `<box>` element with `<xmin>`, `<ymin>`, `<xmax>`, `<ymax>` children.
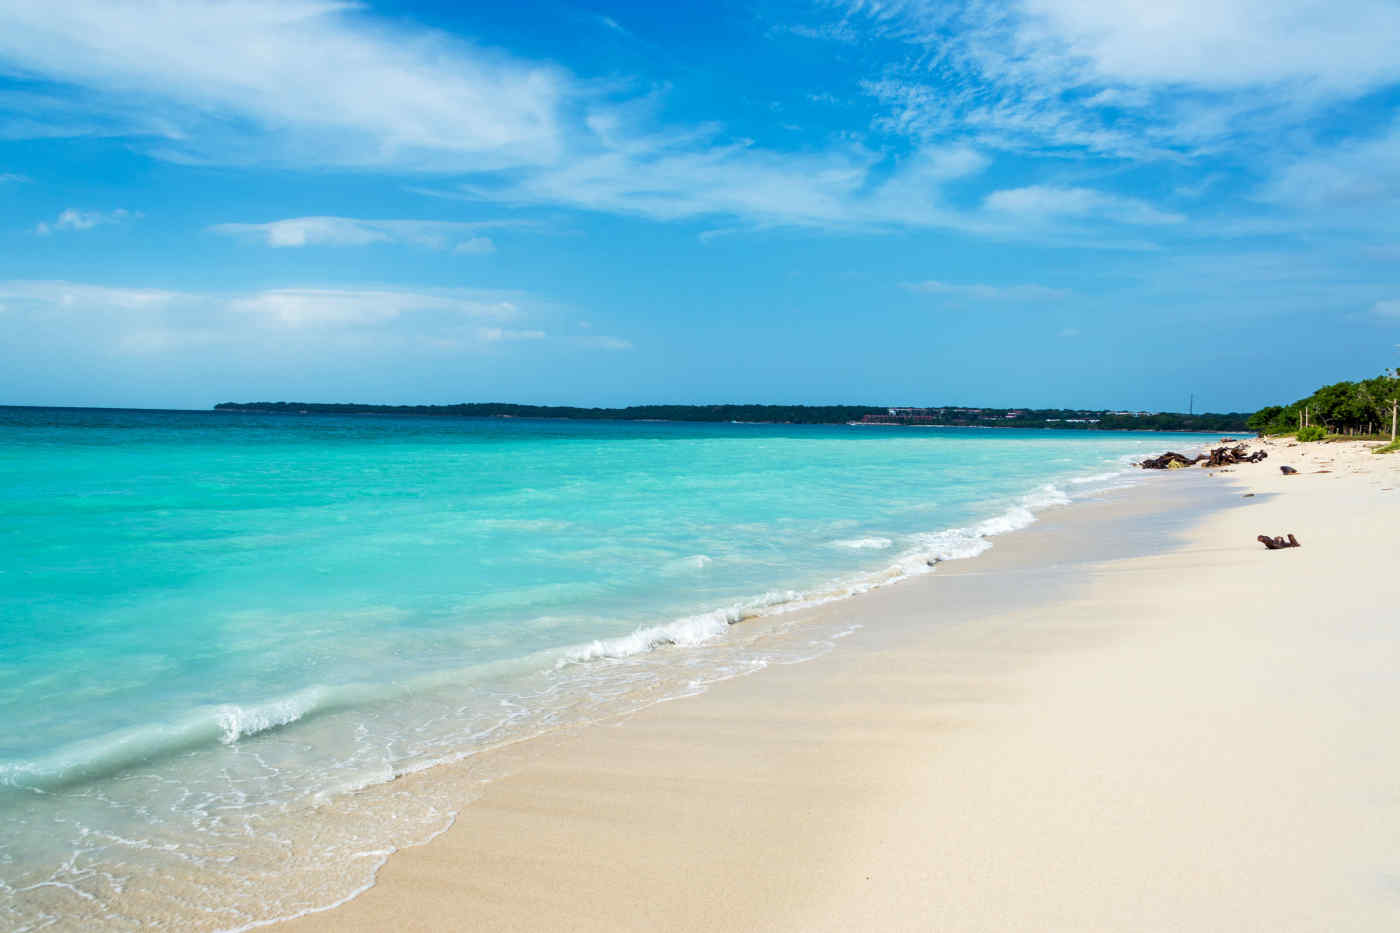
<box><xmin>284</xmin><ymin>439</ymin><xmax>1400</xmax><ymax>932</ymax></box>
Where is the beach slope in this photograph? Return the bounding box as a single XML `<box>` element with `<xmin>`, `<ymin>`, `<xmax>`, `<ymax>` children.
<box><xmin>285</xmin><ymin>440</ymin><xmax>1400</xmax><ymax>932</ymax></box>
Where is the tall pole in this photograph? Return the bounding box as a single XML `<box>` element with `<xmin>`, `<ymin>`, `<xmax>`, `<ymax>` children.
<box><xmin>1392</xmin><ymin>398</ymin><xmax>1397</xmax><ymax>442</ymax></box>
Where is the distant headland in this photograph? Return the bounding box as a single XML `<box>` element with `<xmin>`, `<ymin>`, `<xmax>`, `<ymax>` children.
<box><xmin>213</xmin><ymin>401</ymin><xmax>1250</xmax><ymax>432</ymax></box>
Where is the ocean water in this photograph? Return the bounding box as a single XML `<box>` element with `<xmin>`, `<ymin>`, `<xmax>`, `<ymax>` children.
<box><xmin>0</xmin><ymin>407</ymin><xmax>1220</xmax><ymax>929</ymax></box>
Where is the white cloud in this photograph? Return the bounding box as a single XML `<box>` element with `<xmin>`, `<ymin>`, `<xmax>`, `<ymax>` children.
<box><xmin>479</xmin><ymin>326</ymin><xmax>545</xmax><ymax>341</ymax></box>
<box><xmin>1262</xmin><ymin>121</ymin><xmax>1400</xmax><ymax>209</ymax></box>
<box><xmin>0</xmin><ymin>0</ymin><xmax>565</xmax><ymax>170</ymax></box>
<box><xmin>35</xmin><ymin>207</ymin><xmax>136</xmax><ymax>235</ymax></box>
<box><xmin>1372</xmin><ymin>300</ymin><xmax>1400</xmax><ymax>318</ymax></box>
<box><xmin>574</xmin><ymin>335</ymin><xmax>633</xmax><ymax>350</ymax></box>
<box><xmin>596</xmin><ymin>15</ymin><xmax>629</xmax><ymax>35</ymax></box>
<box><xmin>227</xmin><ymin>288</ymin><xmax>519</xmax><ymax>328</ymax></box>
<box><xmin>472</xmin><ymin>124</ymin><xmax>994</xmax><ymax>232</ymax></box>
<box><xmin>0</xmin><ymin>280</ymin><xmax>178</xmax><ymax>309</ymax></box>
<box><xmin>770</xmin><ymin>22</ymin><xmax>859</xmax><ymax>43</ymax></box>
<box><xmin>0</xmin><ymin>1</ymin><xmax>1209</xmax><ymax>239</ymax></box>
<box><xmin>984</xmin><ymin>186</ymin><xmax>1184</xmax><ymax>225</ymax></box>
<box><xmin>454</xmin><ymin>236</ymin><xmax>496</xmax><ymax>255</ymax></box>
<box><xmin>1057</xmin><ymin>327</ymin><xmax>1080</xmax><ymax>337</ymax></box>
<box><xmin>903</xmin><ymin>280</ymin><xmax>1070</xmax><ymax>300</ymax></box>
<box><xmin>0</xmin><ymin>171</ymin><xmax>29</xmax><ymax>182</ymax></box>
<box><xmin>210</xmin><ymin>216</ymin><xmax>517</xmax><ymax>250</ymax></box>
<box><xmin>831</xmin><ymin>0</ymin><xmax>1400</xmax><ymax>168</ymax></box>
<box><xmin>0</xmin><ymin>281</ymin><xmax>640</xmax><ymax>358</ymax></box>
<box><xmin>1017</xmin><ymin>0</ymin><xmax>1400</xmax><ymax>92</ymax></box>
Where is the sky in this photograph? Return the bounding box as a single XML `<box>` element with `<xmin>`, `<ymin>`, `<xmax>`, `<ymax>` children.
<box><xmin>1</xmin><ymin>0</ymin><xmax>1398</xmax><ymax>412</ymax></box>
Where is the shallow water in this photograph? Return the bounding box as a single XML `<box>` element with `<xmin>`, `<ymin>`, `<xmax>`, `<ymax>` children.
<box><xmin>0</xmin><ymin>407</ymin><xmax>1221</xmax><ymax>929</ymax></box>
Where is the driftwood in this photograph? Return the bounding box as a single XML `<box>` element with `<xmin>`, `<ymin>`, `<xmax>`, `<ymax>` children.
<box><xmin>1138</xmin><ymin>444</ymin><xmax>1266</xmax><ymax>470</ymax></box>
<box><xmin>1280</xmin><ymin>465</ymin><xmax>1298</xmax><ymax>475</ymax></box>
<box><xmin>1138</xmin><ymin>451</ymin><xmax>1199</xmax><ymax>469</ymax></box>
<box><xmin>1257</xmin><ymin>533</ymin><xmax>1301</xmax><ymax>550</ymax></box>
<box><xmin>1203</xmin><ymin>444</ymin><xmax>1267</xmax><ymax>466</ymax></box>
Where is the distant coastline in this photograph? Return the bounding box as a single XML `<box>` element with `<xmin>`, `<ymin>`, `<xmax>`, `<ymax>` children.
<box><xmin>213</xmin><ymin>401</ymin><xmax>1251</xmax><ymax>432</ymax></box>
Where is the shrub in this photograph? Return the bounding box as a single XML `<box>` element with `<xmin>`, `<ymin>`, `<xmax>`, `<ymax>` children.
<box><xmin>1296</xmin><ymin>425</ymin><xmax>1327</xmax><ymax>442</ymax></box>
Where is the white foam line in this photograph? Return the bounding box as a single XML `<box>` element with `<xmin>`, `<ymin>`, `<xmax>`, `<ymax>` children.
<box><xmin>553</xmin><ymin>481</ymin><xmax>1082</xmax><ymax>669</ymax></box>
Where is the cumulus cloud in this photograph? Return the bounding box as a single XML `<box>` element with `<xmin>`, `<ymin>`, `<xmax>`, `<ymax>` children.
<box><xmin>210</xmin><ymin>216</ymin><xmax>516</xmax><ymax>250</ymax></box>
<box><xmin>35</xmin><ymin>207</ymin><xmax>136</xmax><ymax>235</ymax></box>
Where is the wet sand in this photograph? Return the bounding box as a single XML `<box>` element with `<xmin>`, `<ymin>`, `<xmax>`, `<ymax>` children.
<box><xmin>284</xmin><ymin>439</ymin><xmax>1400</xmax><ymax>932</ymax></box>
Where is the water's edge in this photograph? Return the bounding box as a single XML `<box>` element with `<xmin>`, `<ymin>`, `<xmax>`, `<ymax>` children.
<box><xmin>256</xmin><ymin>467</ymin><xmax>1242</xmax><ymax>933</ymax></box>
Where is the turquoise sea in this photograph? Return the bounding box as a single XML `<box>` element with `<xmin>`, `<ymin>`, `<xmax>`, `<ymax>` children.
<box><xmin>0</xmin><ymin>407</ymin><xmax>1220</xmax><ymax>930</ymax></box>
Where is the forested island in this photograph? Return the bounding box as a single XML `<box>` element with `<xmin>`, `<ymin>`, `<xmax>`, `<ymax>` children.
<box><xmin>214</xmin><ymin>401</ymin><xmax>1250</xmax><ymax>432</ymax></box>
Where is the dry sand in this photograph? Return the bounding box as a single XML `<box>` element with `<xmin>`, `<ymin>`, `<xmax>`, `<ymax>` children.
<box><xmin>285</xmin><ymin>439</ymin><xmax>1400</xmax><ymax>933</ymax></box>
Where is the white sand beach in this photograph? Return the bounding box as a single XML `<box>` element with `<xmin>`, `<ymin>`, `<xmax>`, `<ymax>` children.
<box><xmin>285</xmin><ymin>439</ymin><xmax>1400</xmax><ymax>932</ymax></box>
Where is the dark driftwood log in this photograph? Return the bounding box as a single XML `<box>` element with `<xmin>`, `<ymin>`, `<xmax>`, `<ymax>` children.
<box><xmin>1139</xmin><ymin>451</ymin><xmax>1197</xmax><ymax>469</ymax></box>
<box><xmin>1280</xmin><ymin>465</ymin><xmax>1298</xmax><ymax>475</ymax></box>
<box><xmin>1140</xmin><ymin>445</ymin><xmax>1266</xmax><ymax>470</ymax></box>
<box><xmin>1257</xmin><ymin>534</ymin><xmax>1301</xmax><ymax>549</ymax></box>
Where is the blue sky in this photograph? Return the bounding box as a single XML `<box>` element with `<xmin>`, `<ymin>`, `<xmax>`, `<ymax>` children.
<box><xmin>1</xmin><ymin>0</ymin><xmax>1398</xmax><ymax>411</ymax></box>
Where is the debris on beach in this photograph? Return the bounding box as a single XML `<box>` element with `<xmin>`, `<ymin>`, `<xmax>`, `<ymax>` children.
<box><xmin>1257</xmin><ymin>533</ymin><xmax>1301</xmax><ymax>550</ymax></box>
<box><xmin>1138</xmin><ymin>451</ymin><xmax>1198</xmax><ymax>469</ymax></box>
<box><xmin>1138</xmin><ymin>445</ymin><xmax>1267</xmax><ymax>470</ymax></box>
<box><xmin>1280</xmin><ymin>465</ymin><xmax>1298</xmax><ymax>475</ymax></box>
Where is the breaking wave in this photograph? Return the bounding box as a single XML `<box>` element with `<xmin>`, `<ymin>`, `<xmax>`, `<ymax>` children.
<box><xmin>553</xmin><ymin>482</ymin><xmax>1078</xmax><ymax>667</ymax></box>
<box><xmin>830</xmin><ymin>537</ymin><xmax>894</xmax><ymax>549</ymax></box>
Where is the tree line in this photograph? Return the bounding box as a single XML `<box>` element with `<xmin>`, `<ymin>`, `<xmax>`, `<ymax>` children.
<box><xmin>214</xmin><ymin>401</ymin><xmax>1249</xmax><ymax>431</ymax></box>
<box><xmin>1247</xmin><ymin>370</ymin><xmax>1400</xmax><ymax>437</ymax></box>
<box><xmin>213</xmin><ymin>401</ymin><xmax>888</xmax><ymax>424</ymax></box>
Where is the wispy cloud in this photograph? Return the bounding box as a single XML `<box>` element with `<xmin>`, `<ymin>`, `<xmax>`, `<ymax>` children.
<box><xmin>210</xmin><ymin>216</ymin><xmax>516</xmax><ymax>250</ymax></box>
<box><xmin>0</xmin><ymin>280</ymin><xmax>179</xmax><ymax>308</ymax></box>
<box><xmin>479</xmin><ymin>326</ymin><xmax>546</xmax><ymax>341</ymax></box>
<box><xmin>225</xmin><ymin>288</ymin><xmax>520</xmax><ymax>328</ymax></box>
<box><xmin>573</xmin><ymin>335</ymin><xmax>632</xmax><ymax>350</ymax></box>
<box><xmin>595</xmin><ymin>14</ymin><xmax>629</xmax><ymax>36</ymax></box>
<box><xmin>0</xmin><ymin>171</ymin><xmax>29</xmax><ymax>183</ymax></box>
<box><xmin>983</xmin><ymin>186</ymin><xmax>1184</xmax><ymax>226</ymax></box>
<box><xmin>0</xmin><ymin>280</ymin><xmax>632</xmax><ymax>353</ymax></box>
<box><xmin>826</xmin><ymin>0</ymin><xmax>1400</xmax><ymax>175</ymax></box>
<box><xmin>903</xmin><ymin>280</ymin><xmax>1070</xmax><ymax>301</ymax></box>
<box><xmin>1261</xmin><ymin>119</ymin><xmax>1400</xmax><ymax>210</ymax></box>
<box><xmin>35</xmin><ymin>207</ymin><xmax>137</xmax><ymax>235</ymax></box>
<box><xmin>0</xmin><ymin>0</ymin><xmax>1176</xmax><ymax>242</ymax></box>
<box><xmin>0</xmin><ymin>1</ymin><xmax>565</xmax><ymax>171</ymax></box>
<box><xmin>1372</xmin><ymin>299</ymin><xmax>1400</xmax><ymax>318</ymax></box>
<box><xmin>454</xmin><ymin>236</ymin><xmax>496</xmax><ymax>255</ymax></box>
